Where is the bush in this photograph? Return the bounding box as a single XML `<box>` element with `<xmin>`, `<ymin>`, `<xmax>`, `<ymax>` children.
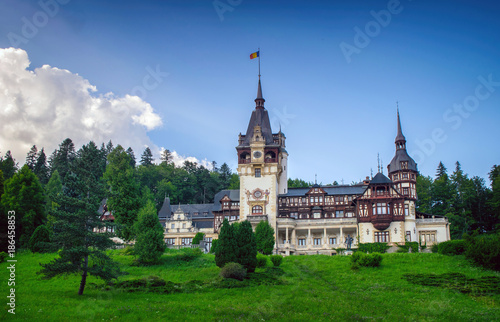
<box><xmin>178</xmin><ymin>247</ymin><xmax>203</xmax><ymax>261</ymax></box>
<box><xmin>351</xmin><ymin>251</ymin><xmax>383</xmax><ymax>269</ymax></box>
<box><xmin>220</xmin><ymin>262</ymin><xmax>247</xmax><ymax>281</ymax></box>
<box><xmin>134</xmin><ymin>200</ymin><xmax>166</xmax><ymax>264</ymax></box>
<box><xmin>192</xmin><ymin>232</ymin><xmax>205</xmax><ymax>245</ymax></box>
<box><xmin>210</xmin><ymin>239</ymin><xmax>218</xmax><ymax>254</ymax></box>
<box><xmin>438</xmin><ymin>240</ymin><xmax>466</xmax><ymax>256</ymax></box>
<box><xmin>28</xmin><ymin>225</ymin><xmax>51</xmax><ymax>253</ymax></box>
<box><xmin>256</xmin><ymin>253</ymin><xmax>268</xmax><ymax>268</ymax></box>
<box><xmin>255</xmin><ymin>220</ymin><xmax>275</xmax><ymax>255</ymax></box>
<box><xmin>270</xmin><ymin>255</ymin><xmax>283</xmax><ymax>267</ymax></box>
<box><xmin>357</xmin><ymin>243</ymin><xmax>390</xmax><ymax>254</ymax></box>
<box><xmin>397</xmin><ymin>242</ymin><xmax>419</xmax><ymax>253</ymax></box>
<box><xmin>464</xmin><ymin>232</ymin><xmax>500</xmax><ymax>271</ymax></box>
<box><xmin>0</xmin><ymin>252</ymin><xmax>7</xmax><ymax>263</ymax></box>
<box><xmin>431</xmin><ymin>243</ymin><xmax>440</xmax><ymax>253</ymax></box>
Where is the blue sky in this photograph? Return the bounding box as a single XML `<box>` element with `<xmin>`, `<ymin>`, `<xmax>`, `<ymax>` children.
<box><xmin>1</xmin><ymin>0</ymin><xmax>499</xmax><ymax>185</ymax></box>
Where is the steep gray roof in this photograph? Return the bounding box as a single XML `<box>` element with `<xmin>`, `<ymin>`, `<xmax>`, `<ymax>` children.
<box><xmin>239</xmin><ymin>108</ymin><xmax>274</xmax><ymax>146</ymax></box>
<box><xmin>280</xmin><ymin>185</ymin><xmax>367</xmax><ymax>197</ymax></box>
<box><xmin>388</xmin><ymin>150</ymin><xmax>418</xmax><ymax>173</ymax></box>
<box><xmin>370</xmin><ymin>172</ymin><xmax>392</xmax><ymax>184</ymax></box>
<box><xmin>158</xmin><ymin>197</ymin><xmax>171</xmax><ymax>219</ymax></box>
<box><xmin>170</xmin><ymin>204</ymin><xmax>214</xmax><ymax>219</ymax></box>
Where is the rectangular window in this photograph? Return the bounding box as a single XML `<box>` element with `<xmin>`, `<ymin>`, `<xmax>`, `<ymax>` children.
<box><xmin>205</xmin><ymin>237</ymin><xmax>212</xmax><ymax>242</ymax></box>
<box><xmin>298</xmin><ymin>239</ymin><xmax>306</xmax><ymax>246</ymax></box>
<box><xmin>181</xmin><ymin>238</ymin><xmax>192</xmax><ymax>245</ymax></box>
<box><xmin>255</xmin><ymin>168</ymin><xmax>261</xmax><ymax>177</ymax></box>
<box><xmin>375</xmin><ymin>203</ymin><xmax>387</xmax><ymax>215</ymax></box>
<box><xmin>182</xmin><ymin>223</ymin><xmax>186</xmax><ymax>228</ymax></box>
<box><xmin>230</xmin><ymin>215</ymin><xmax>236</xmax><ymax>221</ymax></box>
<box><xmin>404</xmin><ymin>204</ymin><xmax>409</xmax><ymax>216</ymax></box>
<box><xmin>313</xmin><ymin>212</ymin><xmax>321</xmax><ymax>219</ymax></box>
<box><xmin>165</xmin><ymin>238</ymin><xmax>175</xmax><ymax>245</ymax></box>
<box><xmin>406</xmin><ymin>231</ymin><xmax>411</xmax><ymax>241</ymax></box>
<box><xmin>329</xmin><ymin>237</ymin><xmax>337</xmax><ymax>245</ymax></box>
<box><xmin>403</xmin><ymin>188</ymin><xmax>409</xmax><ymax>195</ymax></box>
<box><xmin>314</xmin><ymin>238</ymin><xmax>322</xmax><ymax>245</ymax></box>
<box><xmin>374</xmin><ymin>231</ymin><xmax>389</xmax><ymax>243</ymax></box>
<box><xmin>335</xmin><ymin>210</ymin><xmax>344</xmax><ymax>218</ymax></box>
<box><xmin>171</xmin><ymin>224</ymin><xmax>175</xmax><ymax>229</ymax></box>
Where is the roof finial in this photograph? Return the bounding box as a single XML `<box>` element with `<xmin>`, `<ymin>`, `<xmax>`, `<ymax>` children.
<box><xmin>377</xmin><ymin>153</ymin><xmax>380</xmax><ymax>173</ymax></box>
<box><xmin>315</xmin><ymin>174</ymin><xmax>317</xmax><ymax>185</ymax></box>
<box><xmin>255</xmin><ymin>77</ymin><xmax>265</xmax><ymax>109</ymax></box>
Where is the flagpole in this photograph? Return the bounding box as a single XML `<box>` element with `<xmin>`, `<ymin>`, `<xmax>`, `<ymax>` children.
<box><xmin>258</xmin><ymin>47</ymin><xmax>261</xmax><ymax>78</ymax></box>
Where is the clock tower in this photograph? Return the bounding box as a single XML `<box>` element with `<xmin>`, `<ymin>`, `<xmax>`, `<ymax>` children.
<box><xmin>236</xmin><ymin>78</ymin><xmax>288</xmax><ymax>235</ymax></box>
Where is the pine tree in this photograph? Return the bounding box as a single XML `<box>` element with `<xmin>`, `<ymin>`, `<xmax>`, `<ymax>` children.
<box><xmin>26</xmin><ymin>145</ymin><xmax>38</xmax><ymax>171</ymax></box>
<box><xmin>0</xmin><ymin>150</ymin><xmax>18</xmax><ymax>179</ymax></box>
<box><xmin>140</xmin><ymin>147</ymin><xmax>154</xmax><ymax>166</ymax></box>
<box><xmin>215</xmin><ymin>218</ymin><xmax>238</xmax><ymax>268</ymax></box>
<box><xmin>104</xmin><ymin>146</ymin><xmax>142</xmax><ymax>240</ymax></box>
<box><xmin>235</xmin><ymin>220</ymin><xmax>257</xmax><ymax>272</ymax></box>
<box><xmin>134</xmin><ymin>199</ymin><xmax>166</xmax><ymax>264</ymax></box>
<box><xmin>49</xmin><ymin>138</ymin><xmax>76</xmax><ymax>182</ymax></box>
<box><xmin>28</xmin><ymin>225</ymin><xmax>50</xmax><ymax>253</ymax></box>
<box><xmin>34</xmin><ymin>148</ymin><xmax>49</xmax><ymax>184</ymax></box>
<box><xmin>40</xmin><ymin>143</ymin><xmax>120</xmax><ymax>295</ymax></box>
<box><xmin>255</xmin><ymin>220</ymin><xmax>275</xmax><ymax>255</ymax></box>
<box><xmin>160</xmin><ymin>149</ymin><xmax>172</xmax><ymax>165</ymax></box>
<box><xmin>126</xmin><ymin>147</ymin><xmax>136</xmax><ymax>168</ymax></box>
<box><xmin>1</xmin><ymin>165</ymin><xmax>46</xmax><ymax>247</ymax></box>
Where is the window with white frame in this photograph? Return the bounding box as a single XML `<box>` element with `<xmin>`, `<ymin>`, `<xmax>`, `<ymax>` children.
<box><xmin>313</xmin><ymin>238</ymin><xmax>322</xmax><ymax>245</ymax></box>
<box><xmin>298</xmin><ymin>239</ymin><xmax>306</xmax><ymax>245</ymax></box>
<box><xmin>329</xmin><ymin>237</ymin><xmax>337</xmax><ymax>244</ymax></box>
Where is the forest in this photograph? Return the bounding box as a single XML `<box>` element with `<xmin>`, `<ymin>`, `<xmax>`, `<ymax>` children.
<box><xmin>0</xmin><ymin>137</ymin><xmax>499</xmax><ymax>252</ymax></box>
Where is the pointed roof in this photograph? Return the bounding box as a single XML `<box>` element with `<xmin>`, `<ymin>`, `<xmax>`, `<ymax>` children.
<box><xmin>255</xmin><ymin>78</ymin><xmax>265</xmax><ymax>109</ymax></box>
<box><xmin>395</xmin><ymin>108</ymin><xmax>406</xmax><ymax>143</ymax></box>
<box><xmin>370</xmin><ymin>172</ymin><xmax>392</xmax><ymax>184</ymax></box>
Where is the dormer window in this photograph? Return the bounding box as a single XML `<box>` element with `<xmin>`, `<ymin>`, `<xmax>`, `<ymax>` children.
<box><xmin>401</xmin><ymin>161</ymin><xmax>408</xmax><ymax>169</ymax></box>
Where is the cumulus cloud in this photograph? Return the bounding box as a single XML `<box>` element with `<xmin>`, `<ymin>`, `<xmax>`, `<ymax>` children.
<box><xmin>158</xmin><ymin>147</ymin><xmax>213</xmax><ymax>170</ymax></box>
<box><xmin>0</xmin><ymin>47</ymin><xmax>163</xmax><ymax>162</ymax></box>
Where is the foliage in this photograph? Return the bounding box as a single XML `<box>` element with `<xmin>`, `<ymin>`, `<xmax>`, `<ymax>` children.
<box><xmin>396</xmin><ymin>242</ymin><xmax>419</xmax><ymax>253</ymax></box>
<box><xmin>33</xmin><ymin>148</ymin><xmax>49</xmax><ymax>185</ymax></box>
<box><xmin>255</xmin><ymin>220</ymin><xmax>275</xmax><ymax>255</ymax></box>
<box><xmin>220</xmin><ymin>262</ymin><xmax>247</xmax><ymax>281</ymax></box>
<box><xmin>192</xmin><ymin>232</ymin><xmax>205</xmax><ymax>245</ymax></box>
<box><xmin>0</xmin><ymin>150</ymin><xmax>18</xmax><ymax>179</ymax></box>
<box><xmin>210</xmin><ymin>239</ymin><xmax>218</xmax><ymax>254</ymax></box>
<box><xmin>104</xmin><ymin>145</ymin><xmax>142</xmax><ymax>240</ymax></box>
<box><xmin>351</xmin><ymin>252</ymin><xmax>383</xmax><ymax>269</ymax></box>
<box><xmin>40</xmin><ymin>141</ymin><xmax>121</xmax><ymax>295</ymax></box>
<box><xmin>357</xmin><ymin>243</ymin><xmax>390</xmax><ymax>253</ymax></box>
<box><xmin>0</xmin><ymin>251</ymin><xmax>7</xmax><ymax>263</ymax></box>
<box><xmin>215</xmin><ymin>219</ymin><xmax>238</xmax><ymax>268</ymax></box>
<box><xmin>140</xmin><ymin>147</ymin><xmax>154</xmax><ymax>166</ymax></box>
<box><xmin>287</xmin><ymin>178</ymin><xmax>312</xmax><ymax>188</ymax></box>
<box><xmin>270</xmin><ymin>255</ymin><xmax>283</xmax><ymax>267</ymax></box>
<box><xmin>256</xmin><ymin>253</ymin><xmax>268</xmax><ymax>268</ymax></box>
<box><xmin>134</xmin><ymin>200</ymin><xmax>166</xmax><ymax>264</ymax></box>
<box><xmin>235</xmin><ymin>220</ymin><xmax>258</xmax><ymax>273</ymax></box>
<box><xmin>431</xmin><ymin>243</ymin><xmax>440</xmax><ymax>253</ymax></box>
<box><xmin>177</xmin><ymin>247</ymin><xmax>203</xmax><ymax>261</ymax></box>
<box><xmin>438</xmin><ymin>240</ymin><xmax>466</xmax><ymax>256</ymax></box>
<box><xmin>28</xmin><ymin>225</ymin><xmax>51</xmax><ymax>253</ymax></box>
<box><xmin>48</xmin><ymin>138</ymin><xmax>77</xmax><ymax>183</ymax></box>
<box><xmin>464</xmin><ymin>232</ymin><xmax>500</xmax><ymax>271</ymax></box>
<box><xmin>1</xmin><ymin>165</ymin><xmax>46</xmax><ymax>247</ymax></box>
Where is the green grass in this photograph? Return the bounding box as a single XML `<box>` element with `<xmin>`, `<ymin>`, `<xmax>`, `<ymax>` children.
<box><xmin>1</xmin><ymin>250</ymin><xmax>499</xmax><ymax>321</ymax></box>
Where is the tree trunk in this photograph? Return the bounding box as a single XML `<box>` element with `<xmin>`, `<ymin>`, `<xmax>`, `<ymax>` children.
<box><xmin>78</xmin><ymin>254</ymin><xmax>89</xmax><ymax>295</ymax></box>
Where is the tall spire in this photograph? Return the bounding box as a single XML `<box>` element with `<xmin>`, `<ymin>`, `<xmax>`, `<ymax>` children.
<box><xmin>255</xmin><ymin>78</ymin><xmax>265</xmax><ymax>109</ymax></box>
<box><xmin>395</xmin><ymin>108</ymin><xmax>406</xmax><ymax>150</ymax></box>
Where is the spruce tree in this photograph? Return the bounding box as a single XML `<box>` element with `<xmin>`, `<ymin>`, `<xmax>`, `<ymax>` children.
<box><xmin>236</xmin><ymin>220</ymin><xmax>257</xmax><ymax>272</ymax></box>
<box><xmin>0</xmin><ymin>150</ymin><xmax>18</xmax><ymax>179</ymax></box>
<box><xmin>255</xmin><ymin>220</ymin><xmax>275</xmax><ymax>255</ymax></box>
<box><xmin>26</xmin><ymin>145</ymin><xmax>38</xmax><ymax>171</ymax></box>
<box><xmin>140</xmin><ymin>147</ymin><xmax>154</xmax><ymax>166</ymax></box>
<box><xmin>126</xmin><ymin>147</ymin><xmax>136</xmax><ymax>168</ymax></box>
<box><xmin>134</xmin><ymin>199</ymin><xmax>166</xmax><ymax>264</ymax></box>
<box><xmin>28</xmin><ymin>225</ymin><xmax>50</xmax><ymax>253</ymax></box>
<box><xmin>215</xmin><ymin>218</ymin><xmax>238</xmax><ymax>268</ymax></box>
<box><xmin>34</xmin><ymin>148</ymin><xmax>49</xmax><ymax>184</ymax></box>
<box><xmin>40</xmin><ymin>142</ymin><xmax>120</xmax><ymax>295</ymax></box>
<box><xmin>49</xmin><ymin>138</ymin><xmax>76</xmax><ymax>182</ymax></box>
<box><xmin>160</xmin><ymin>149</ymin><xmax>172</xmax><ymax>165</ymax></box>
<box><xmin>192</xmin><ymin>232</ymin><xmax>205</xmax><ymax>245</ymax></box>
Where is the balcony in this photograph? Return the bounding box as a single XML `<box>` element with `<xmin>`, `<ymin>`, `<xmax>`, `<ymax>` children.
<box><xmin>416</xmin><ymin>218</ymin><xmax>448</xmax><ymax>224</ymax></box>
<box><xmin>247</xmin><ymin>214</ymin><xmax>268</xmax><ymax>223</ymax></box>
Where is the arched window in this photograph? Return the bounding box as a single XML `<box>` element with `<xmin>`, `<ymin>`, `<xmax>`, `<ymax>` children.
<box><xmin>252</xmin><ymin>205</ymin><xmax>263</xmax><ymax>214</ymax></box>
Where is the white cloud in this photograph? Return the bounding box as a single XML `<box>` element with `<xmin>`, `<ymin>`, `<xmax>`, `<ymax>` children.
<box><xmin>159</xmin><ymin>148</ymin><xmax>213</xmax><ymax>170</ymax></box>
<box><xmin>0</xmin><ymin>47</ymin><xmax>164</xmax><ymax>162</ymax></box>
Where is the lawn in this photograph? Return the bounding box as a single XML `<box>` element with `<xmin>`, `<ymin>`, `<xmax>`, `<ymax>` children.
<box><xmin>1</xmin><ymin>250</ymin><xmax>499</xmax><ymax>321</ymax></box>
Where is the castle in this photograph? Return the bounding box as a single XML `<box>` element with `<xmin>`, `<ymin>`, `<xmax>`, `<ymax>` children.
<box><xmin>158</xmin><ymin>78</ymin><xmax>451</xmax><ymax>255</ymax></box>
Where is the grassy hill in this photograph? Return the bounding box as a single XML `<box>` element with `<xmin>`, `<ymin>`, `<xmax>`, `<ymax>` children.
<box><xmin>1</xmin><ymin>249</ymin><xmax>499</xmax><ymax>321</ymax></box>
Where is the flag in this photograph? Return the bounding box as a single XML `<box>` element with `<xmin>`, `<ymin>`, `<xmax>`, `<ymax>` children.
<box><xmin>250</xmin><ymin>51</ymin><xmax>259</xmax><ymax>59</ymax></box>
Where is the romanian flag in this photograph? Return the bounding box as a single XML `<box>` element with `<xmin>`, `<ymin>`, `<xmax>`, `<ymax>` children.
<box><xmin>250</xmin><ymin>51</ymin><xmax>259</xmax><ymax>59</ymax></box>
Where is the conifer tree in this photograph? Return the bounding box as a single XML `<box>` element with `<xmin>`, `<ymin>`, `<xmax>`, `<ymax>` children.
<box><xmin>1</xmin><ymin>165</ymin><xmax>46</xmax><ymax>247</ymax></box>
<box><xmin>40</xmin><ymin>142</ymin><xmax>120</xmax><ymax>295</ymax></box>
<box><xmin>192</xmin><ymin>232</ymin><xmax>205</xmax><ymax>245</ymax></box>
<box><xmin>26</xmin><ymin>145</ymin><xmax>38</xmax><ymax>171</ymax></box>
<box><xmin>34</xmin><ymin>148</ymin><xmax>49</xmax><ymax>184</ymax></box>
<box><xmin>134</xmin><ymin>199</ymin><xmax>166</xmax><ymax>264</ymax></box>
<box><xmin>255</xmin><ymin>220</ymin><xmax>275</xmax><ymax>255</ymax></box>
<box><xmin>215</xmin><ymin>218</ymin><xmax>238</xmax><ymax>268</ymax></box>
<box><xmin>140</xmin><ymin>147</ymin><xmax>154</xmax><ymax>166</ymax></box>
<box><xmin>160</xmin><ymin>149</ymin><xmax>172</xmax><ymax>165</ymax></box>
<box><xmin>126</xmin><ymin>147</ymin><xmax>136</xmax><ymax>168</ymax></box>
<box><xmin>236</xmin><ymin>220</ymin><xmax>257</xmax><ymax>272</ymax></box>
<box><xmin>49</xmin><ymin>138</ymin><xmax>76</xmax><ymax>182</ymax></box>
<box><xmin>28</xmin><ymin>225</ymin><xmax>50</xmax><ymax>253</ymax></box>
<box><xmin>0</xmin><ymin>150</ymin><xmax>18</xmax><ymax>179</ymax></box>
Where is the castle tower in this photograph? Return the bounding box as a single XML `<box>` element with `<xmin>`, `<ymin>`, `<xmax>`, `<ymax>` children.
<box><xmin>387</xmin><ymin>110</ymin><xmax>419</xmax><ymax>241</ymax></box>
<box><xmin>236</xmin><ymin>78</ymin><xmax>288</xmax><ymax>234</ymax></box>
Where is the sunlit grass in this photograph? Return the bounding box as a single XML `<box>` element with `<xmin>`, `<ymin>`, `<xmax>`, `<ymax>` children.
<box><xmin>1</xmin><ymin>250</ymin><xmax>499</xmax><ymax>320</ymax></box>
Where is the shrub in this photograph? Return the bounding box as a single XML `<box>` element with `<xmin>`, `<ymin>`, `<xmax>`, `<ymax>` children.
<box><xmin>192</xmin><ymin>232</ymin><xmax>205</xmax><ymax>245</ymax></box>
<box><xmin>357</xmin><ymin>243</ymin><xmax>390</xmax><ymax>253</ymax></box>
<box><xmin>235</xmin><ymin>221</ymin><xmax>258</xmax><ymax>273</ymax></box>
<box><xmin>28</xmin><ymin>225</ymin><xmax>51</xmax><ymax>253</ymax></box>
<box><xmin>220</xmin><ymin>262</ymin><xmax>247</xmax><ymax>281</ymax></box>
<box><xmin>255</xmin><ymin>220</ymin><xmax>275</xmax><ymax>255</ymax></box>
<box><xmin>270</xmin><ymin>255</ymin><xmax>283</xmax><ymax>267</ymax></box>
<box><xmin>351</xmin><ymin>251</ymin><xmax>383</xmax><ymax>269</ymax></box>
<box><xmin>397</xmin><ymin>242</ymin><xmax>419</xmax><ymax>253</ymax></box>
<box><xmin>215</xmin><ymin>219</ymin><xmax>238</xmax><ymax>268</ymax></box>
<box><xmin>438</xmin><ymin>240</ymin><xmax>466</xmax><ymax>256</ymax></box>
<box><xmin>431</xmin><ymin>243</ymin><xmax>440</xmax><ymax>253</ymax></box>
<box><xmin>210</xmin><ymin>239</ymin><xmax>218</xmax><ymax>254</ymax></box>
<box><xmin>178</xmin><ymin>247</ymin><xmax>203</xmax><ymax>261</ymax></box>
<box><xmin>256</xmin><ymin>253</ymin><xmax>268</xmax><ymax>268</ymax></box>
<box><xmin>0</xmin><ymin>252</ymin><xmax>7</xmax><ymax>263</ymax></box>
<box><xmin>134</xmin><ymin>200</ymin><xmax>166</xmax><ymax>264</ymax></box>
<box><xmin>464</xmin><ymin>232</ymin><xmax>500</xmax><ymax>271</ymax></box>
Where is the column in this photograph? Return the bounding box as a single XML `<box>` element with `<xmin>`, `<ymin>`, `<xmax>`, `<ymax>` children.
<box><xmin>340</xmin><ymin>227</ymin><xmax>344</xmax><ymax>247</ymax></box>
<box><xmin>323</xmin><ymin>227</ymin><xmax>327</xmax><ymax>246</ymax></box>
<box><xmin>308</xmin><ymin>228</ymin><xmax>311</xmax><ymax>246</ymax></box>
<box><xmin>286</xmin><ymin>227</ymin><xmax>289</xmax><ymax>245</ymax></box>
<box><xmin>292</xmin><ymin>229</ymin><xmax>296</xmax><ymax>247</ymax></box>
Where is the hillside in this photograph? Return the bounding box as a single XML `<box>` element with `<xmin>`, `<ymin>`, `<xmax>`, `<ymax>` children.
<box><xmin>1</xmin><ymin>250</ymin><xmax>499</xmax><ymax>321</ymax></box>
